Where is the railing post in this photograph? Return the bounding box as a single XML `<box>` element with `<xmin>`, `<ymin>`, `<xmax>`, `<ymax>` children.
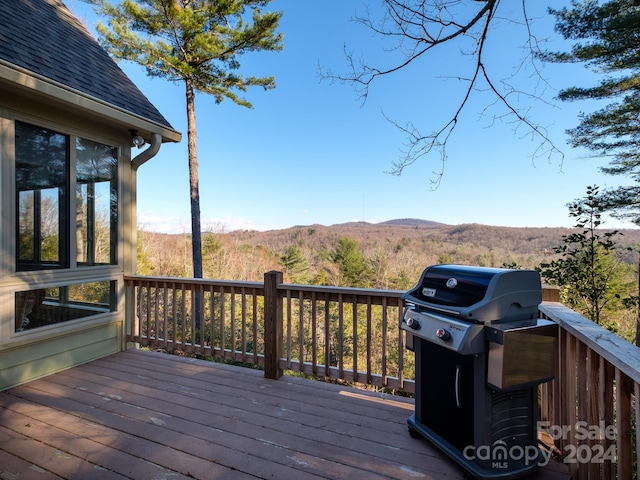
<box><xmin>264</xmin><ymin>270</ymin><xmax>283</xmax><ymax>379</ymax></box>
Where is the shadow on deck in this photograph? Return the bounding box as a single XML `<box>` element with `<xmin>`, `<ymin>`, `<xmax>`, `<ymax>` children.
<box><xmin>0</xmin><ymin>349</ymin><xmax>570</xmax><ymax>479</ymax></box>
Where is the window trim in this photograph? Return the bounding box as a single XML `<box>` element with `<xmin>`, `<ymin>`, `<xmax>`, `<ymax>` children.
<box><xmin>14</xmin><ymin>120</ymin><xmax>121</xmax><ymax>273</ymax></box>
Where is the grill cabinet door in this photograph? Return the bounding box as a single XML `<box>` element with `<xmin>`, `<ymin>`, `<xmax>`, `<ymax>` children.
<box><xmin>415</xmin><ymin>338</ymin><xmax>475</xmax><ymax>451</ymax></box>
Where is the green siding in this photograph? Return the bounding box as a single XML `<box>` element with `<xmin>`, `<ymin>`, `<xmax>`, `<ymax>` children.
<box><xmin>0</xmin><ymin>321</ymin><xmax>122</xmax><ymax>391</ymax></box>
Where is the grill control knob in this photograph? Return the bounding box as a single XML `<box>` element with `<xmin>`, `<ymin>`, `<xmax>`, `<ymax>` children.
<box><xmin>406</xmin><ymin>317</ymin><xmax>421</xmax><ymax>330</ymax></box>
<box><xmin>435</xmin><ymin>328</ymin><xmax>451</xmax><ymax>341</ymax></box>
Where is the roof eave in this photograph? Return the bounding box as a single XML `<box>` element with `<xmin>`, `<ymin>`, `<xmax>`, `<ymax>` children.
<box><xmin>0</xmin><ymin>60</ymin><xmax>182</xmax><ymax>144</ymax></box>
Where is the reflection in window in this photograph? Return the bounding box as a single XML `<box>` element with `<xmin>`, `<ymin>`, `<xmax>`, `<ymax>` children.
<box><xmin>15</xmin><ymin>281</ymin><xmax>116</xmax><ymax>332</ymax></box>
<box><xmin>15</xmin><ymin>121</ymin><xmax>118</xmax><ymax>270</ymax></box>
<box><xmin>15</xmin><ymin>122</ymin><xmax>68</xmax><ymax>270</ymax></box>
<box><xmin>76</xmin><ymin>138</ymin><xmax>118</xmax><ymax>265</ymax></box>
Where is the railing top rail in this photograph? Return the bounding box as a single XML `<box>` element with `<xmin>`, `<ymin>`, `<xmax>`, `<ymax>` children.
<box><xmin>124</xmin><ymin>274</ymin><xmax>264</xmax><ymax>290</ymax></box>
<box><xmin>539</xmin><ymin>301</ymin><xmax>640</xmax><ymax>384</ymax></box>
<box><xmin>277</xmin><ymin>282</ymin><xmax>405</xmax><ymax>299</ymax></box>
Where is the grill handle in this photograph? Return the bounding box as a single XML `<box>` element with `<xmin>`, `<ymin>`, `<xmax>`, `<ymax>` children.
<box><xmin>455</xmin><ymin>365</ymin><xmax>462</xmax><ymax>408</ymax></box>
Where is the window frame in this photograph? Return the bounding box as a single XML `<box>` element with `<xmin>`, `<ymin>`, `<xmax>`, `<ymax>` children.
<box><xmin>4</xmin><ymin>115</ymin><xmax>126</xmax><ymax>339</ymax></box>
<box><xmin>14</xmin><ymin>120</ymin><xmax>121</xmax><ymax>273</ymax></box>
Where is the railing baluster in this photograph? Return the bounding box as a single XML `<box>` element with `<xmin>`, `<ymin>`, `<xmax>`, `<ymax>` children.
<box><xmin>180</xmin><ymin>283</ymin><xmax>186</xmax><ymax>351</ymax></box>
<box><xmin>352</xmin><ymin>295</ymin><xmax>358</xmax><ymax>383</ymax></box>
<box><xmin>151</xmin><ymin>281</ymin><xmax>158</xmax><ymax>348</ymax></box>
<box><xmin>566</xmin><ymin>333</ymin><xmax>580</xmax><ymax>479</ymax></box>
<box><xmin>219</xmin><ymin>285</ymin><xmax>225</xmax><ymax>359</ymax></box>
<box><xmin>577</xmin><ymin>341</ymin><xmax>588</xmax><ymax>480</ymax></box>
<box><xmin>311</xmin><ymin>291</ymin><xmax>317</xmax><ymax>375</ymax></box>
<box><xmin>161</xmin><ymin>283</ymin><xmax>168</xmax><ymax>349</ymax></box>
<box><xmin>145</xmin><ymin>282</ymin><xmax>151</xmax><ymax>342</ymax></box>
<box><xmin>208</xmin><ymin>284</ymin><xmax>215</xmax><ymax>357</ymax></box>
<box><xmin>298</xmin><ymin>290</ymin><xmax>304</xmax><ymax>373</ymax></box>
<box><xmin>230</xmin><ymin>286</ymin><xmax>236</xmax><ymax>359</ymax></box>
<box><xmin>285</xmin><ymin>290</ymin><xmax>292</xmax><ymax>369</ymax></box>
<box><xmin>198</xmin><ymin>284</ymin><xmax>205</xmax><ymax>355</ymax></box>
<box><xmin>324</xmin><ymin>297</ymin><xmax>330</xmax><ymax>378</ymax></box>
<box><xmin>366</xmin><ymin>297</ymin><xmax>372</xmax><ymax>385</ymax></box>
<box><xmin>338</xmin><ymin>293</ymin><xmax>344</xmax><ymax>379</ymax></box>
<box><xmin>133</xmin><ymin>279</ymin><xmax>139</xmax><ymax>342</ymax></box>
<box><xmin>616</xmin><ymin>368</ymin><xmax>632</xmax><ymax>480</ymax></box>
<box><xmin>240</xmin><ymin>287</ymin><xmax>247</xmax><ymax>361</ymax></box>
<box><xmin>381</xmin><ymin>297</ymin><xmax>388</xmax><ymax>387</ymax></box>
<box><xmin>171</xmin><ymin>282</ymin><xmax>177</xmax><ymax>348</ymax></box>
<box><xmin>252</xmin><ymin>289</ymin><xmax>258</xmax><ymax>365</ymax></box>
<box><xmin>586</xmin><ymin>347</ymin><xmax>600</xmax><ymax>480</ymax></box>
<box><xmin>188</xmin><ymin>285</ymin><xmax>195</xmax><ymax>354</ymax></box>
<box><xmin>601</xmin><ymin>355</ymin><xmax>614</xmax><ymax>480</ymax></box>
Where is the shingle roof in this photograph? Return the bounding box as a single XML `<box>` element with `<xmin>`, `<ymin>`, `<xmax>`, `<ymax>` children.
<box><xmin>0</xmin><ymin>0</ymin><xmax>176</xmax><ymax>132</ymax></box>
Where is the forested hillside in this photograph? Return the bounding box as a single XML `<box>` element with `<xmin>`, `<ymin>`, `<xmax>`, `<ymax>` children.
<box><xmin>135</xmin><ymin>219</ymin><xmax>640</xmax><ymax>342</ymax></box>
<box><xmin>136</xmin><ymin>218</ymin><xmax>640</xmax><ymax>285</ymax></box>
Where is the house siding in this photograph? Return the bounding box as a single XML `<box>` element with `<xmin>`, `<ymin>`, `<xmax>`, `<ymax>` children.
<box><xmin>0</xmin><ymin>321</ymin><xmax>122</xmax><ymax>390</ymax></box>
<box><xmin>0</xmin><ymin>0</ymin><xmax>178</xmax><ymax>390</ymax></box>
<box><xmin>0</xmin><ymin>97</ymin><xmax>130</xmax><ymax>391</ymax></box>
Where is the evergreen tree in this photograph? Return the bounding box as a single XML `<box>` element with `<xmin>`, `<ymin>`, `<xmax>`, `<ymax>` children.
<box><xmin>87</xmin><ymin>0</ymin><xmax>283</xmax><ymax>278</ymax></box>
<box><xmin>279</xmin><ymin>245</ymin><xmax>310</xmax><ymax>284</ymax></box>
<box><xmin>547</xmin><ymin>0</ymin><xmax>640</xmax><ymax>224</ymax></box>
<box><xmin>332</xmin><ymin>238</ymin><xmax>370</xmax><ymax>287</ymax></box>
<box><xmin>538</xmin><ymin>186</ymin><xmax>632</xmax><ymax>328</ymax></box>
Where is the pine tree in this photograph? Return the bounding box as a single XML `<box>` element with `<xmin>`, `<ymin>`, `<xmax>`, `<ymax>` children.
<box><xmin>279</xmin><ymin>245</ymin><xmax>310</xmax><ymax>284</ymax></box>
<box><xmin>332</xmin><ymin>238</ymin><xmax>370</xmax><ymax>287</ymax></box>
<box><xmin>538</xmin><ymin>186</ymin><xmax>632</xmax><ymax>328</ymax></box>
<box><xmin>88</xmin><ymin>0</ymin><xmax>283</xmax><ymax>278</ymax></box>
<box><xmin>547</xmin><ymin>0</ymin><xmax>640</xmax><ymax>224</ymax></box>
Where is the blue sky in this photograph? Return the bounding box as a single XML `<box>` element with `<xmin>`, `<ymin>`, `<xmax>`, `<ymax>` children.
<box><xmin>67</xmin><ymin>1</ymin><xmax>636</xmax><ymax>233</ymax></box>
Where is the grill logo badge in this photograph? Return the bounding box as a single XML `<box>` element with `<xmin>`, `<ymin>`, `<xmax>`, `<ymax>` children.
<box><xmin>422</xmin><ymin>287</ymin><xmax>436</xmax><ymax>298</ymax></box>
<box><xmin>446</xmin><ymin>277</ymin><xmax>458</xmax><ymax>289</ymax></box>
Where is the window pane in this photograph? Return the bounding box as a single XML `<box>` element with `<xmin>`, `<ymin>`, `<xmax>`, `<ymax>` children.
<box><xmin>40</xmin><ymin>188</ymin><xmax>60</xmax><ymax>261</ymax></box>
<box><xmin>76</xmin><ymin>138</ymin><xmax>118</xmax><ymax>265</ymax></box>
<box><xmin>15</xmin><ymin>281</ymin><xmax>116</xmax><ymax>332</ymax></box>
<box><xmin>17</xmin><ymin>191</ymin><xmax>34</xmax><ymax>261</ymax></box>
<box><xmin>15</xmin><ymin>122</ymin><xmax>68</xmax><ymax>270</ymax></box>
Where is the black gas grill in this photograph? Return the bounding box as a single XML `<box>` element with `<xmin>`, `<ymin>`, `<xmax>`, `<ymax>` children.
<box><xmin>400</xmin><ymin>265</ymin><xmax>557</xmax><ymax>480</ymax></box>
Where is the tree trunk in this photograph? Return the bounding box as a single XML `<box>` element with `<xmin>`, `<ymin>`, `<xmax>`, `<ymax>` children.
<box><xmin>186</xmin><ymin>80</ymin><xmax>203</xmax><ymax>330</ymax></box>
<box><xmin>185</xmin><ymin>79</ymin><xmax>203</xmax><ymax>279</ymax></box>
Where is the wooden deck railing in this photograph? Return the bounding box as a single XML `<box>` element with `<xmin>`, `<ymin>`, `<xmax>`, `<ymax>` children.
<box><xmin>124</xmin><ymin>272</ymin><xmax>640</xmax><ymax>479</ymax></box>
<box><xmin>124</xmin><ymin>272</ymin><xmax>411</xmax><ymax>391</ymax></box>
<box><xmin>538</xmin><ymin>299</ymin><xmax>640</xmax><ymax>480</ymax></box>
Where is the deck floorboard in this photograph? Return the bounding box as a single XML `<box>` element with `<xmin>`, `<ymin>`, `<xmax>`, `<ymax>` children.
<box><xmin>0</xmin><ymin>349</ymin><xmax>570</xmax><ymax>479</ymax></box>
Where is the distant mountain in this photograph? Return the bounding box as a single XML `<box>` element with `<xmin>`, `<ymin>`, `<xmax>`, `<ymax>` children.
<box><xmin>323</xmin><ymin>218</ymin><xmax>448</xmax><ymax>229</ymax></box>
<box><xmin>378</xmin><ymin>218</ymin><xmax>448</xmax><ymax>228</ymax></box>
<box><xmin>220</xmin><ymin>219</ymin><xmax>640</xmax><ymax>264</ymax></box>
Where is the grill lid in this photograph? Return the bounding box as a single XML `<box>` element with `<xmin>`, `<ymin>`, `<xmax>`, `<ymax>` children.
<box><xmin>402</xmin><ymin>264</ymin><xmax>541</xmax><ymax>324</ymax></box>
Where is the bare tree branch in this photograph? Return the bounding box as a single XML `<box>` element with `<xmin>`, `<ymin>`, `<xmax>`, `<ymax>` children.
<box><xmin>320</xmin><ymin>0</ymin><xmax>564</xmax><ymax>183</ymax></box>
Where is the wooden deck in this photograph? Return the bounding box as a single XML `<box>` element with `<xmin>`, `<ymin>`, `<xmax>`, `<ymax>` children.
<box><xmin>0</xmin><ymin>349</ymin><xmax>570</xmax><ymax>479</ymax></box>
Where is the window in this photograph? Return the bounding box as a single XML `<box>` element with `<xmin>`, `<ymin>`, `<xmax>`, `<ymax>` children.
<box><xmin>13</xmin><ymin>122</ymin><xmax>120</xmax><ymax>332</ymax></box>
<box><xmin>15</xmin><ymin>121</ymin><xmax>118</xmax><ymax>271</ymax></box>
<box><xmin>15</xmin><ymin>122</ymin><xmax>69</xmax><ymax>269</ymax></box>
<box><xmin>15</xmin><ymin>281</ymin><xmax>116</xmax><ymax>332</ymax></box>
<box><xmin>76</xmin><ymin>137</ymin><xmax>118</xmax><ymax>265</ymax></box>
